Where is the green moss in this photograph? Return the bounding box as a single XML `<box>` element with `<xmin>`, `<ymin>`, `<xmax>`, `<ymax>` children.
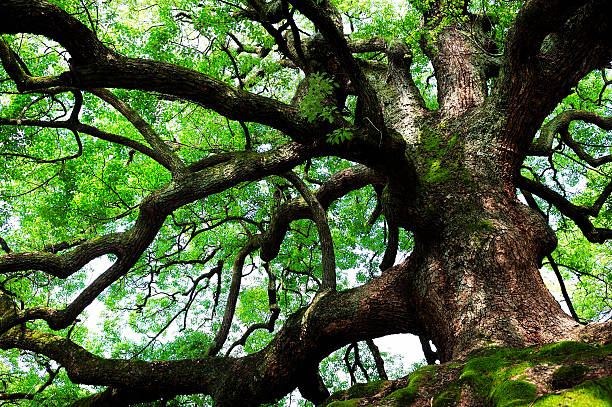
<box><xmin>459</xmin><ymin>350</ymin><xmax>542</xmax><ymax>407</ymax></box>
<box><xmin>426</xmin><ymin>159</ymin><xmax>452</xmax><ymax>183</ymax></box>
<box><xmin>432</xmin><ymin>383</ymin><xmax>462</xmax><ymax>407</ymax></box>
<box><xmin>324</xmin><ymin>342</ymin><xmax>612</xmax><ymax>407</ymax></box>
<box><xmin>551</xmin><ymin>364</ymin><xmax>589</xmax><ymax>389</ymax></box>
<box><xmin>459</xmin><ymin>354</ymin><xmax>514</xmax><ymax>395</ymax></box>
<box><xmin>344</xmin><ymin>380</ymin><xmax>389</xmax><ymax>399</ymax></box>
<box><xmin>421</xmin><ymin>131</ymin><xmax>442</xmax><ymax>153</ymax></box>
<box><xmin>457</xmin><ymin>342</ymin><xmax>611</xmax><ymax>407</ymax></box>
<box><xmin>468</xmin><ymin>219</ymin><xmax>495</xmax><ymax>235</ymax></box>
<box><xmin>327</xmin><ymin>398</ymin><xmax>360</xmax><ymax>407</ymax></box>
<box><xmin>418</xmin><ymin>124</ymin><xmax>467</xmax><ymax>185</ymax></box>
<box><xmin>533</xmin><ymin>378</ymin><xmax>612</xmax><ymax>406</ymax></box>
<box><xmin>592</xmin><ymin>342</ymin><xmax>612</xmax><ymax>355</ymax></box>
<box><xmin>383</xmin><ymin>386</ymin><xmax>420</xmax><ymax>405</ymax></box>
<box><xmin>383</xmin><ymin>365</ymin><xmax>438</xmax><ymax>405</ymax></box>
<box><xmin>490</xmin><ymin>380</ymin><xmax>537</xmax><ymax>406</ymax></box>
<box><xmin>534</xmin><ymin>341</ymin><xmax>595</xmax><ymax>360</ymax></box>
<box><xmin>447</xmin><ymin>363</ymin><xmax>462</xmax><ymax>369</ymax></box>
<box><xmin>323</xmin><ymin>380</ymin><xmax>389</xmax><ymax>405</ymax></box>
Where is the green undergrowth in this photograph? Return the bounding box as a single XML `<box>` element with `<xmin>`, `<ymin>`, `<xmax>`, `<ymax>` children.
<box><xmin>321</xmin><ymin>341</ymin><xmax>612</xmax><ymax>407</ymax></box>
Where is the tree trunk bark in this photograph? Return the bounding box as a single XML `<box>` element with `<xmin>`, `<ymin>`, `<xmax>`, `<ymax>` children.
<box><xmin>368</xmin><ymin>10</ymin><xmax>584</xmax><ymax>361</ymax></box>
<box><xmin>406</xmin><ymin>192</ymin><xmax>578</xmax><ymax>362</ymax></box>
<box><xmin>381</xmin><ymin>103</ymin><xmax>580</xmax><ymax>362</ymax></box>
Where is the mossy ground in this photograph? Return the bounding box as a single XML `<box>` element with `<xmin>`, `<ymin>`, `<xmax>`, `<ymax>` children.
<box><xmin>322</xmin><ymin>379</ymin><xmax>391</xmax><ymax>405</ymax></box>
<box><xmin>320</xmin><ymin>341</ymin><xmax>612</xmax><ymax>407</ymax></box>
<box><xmin>533</xmin><ymin>377</ymin><xmax>612</xmax><ymax>406</ymax></box>
<box><xmin>383</xmin><ymin>366</ymin><xmax>439</xmax><ymax>405</ymax></box>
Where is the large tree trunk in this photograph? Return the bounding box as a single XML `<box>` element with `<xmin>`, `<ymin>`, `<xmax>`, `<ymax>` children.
<box><xmin>362</xmin><ymin>15</ymin><xmax>574</xmax><ymax>359</ymax></box>
<box><xmin>380</xmin><ymin>109</ymin><xmax>578</xmax><ymax>361</ymax></box>
<box><xmin>363</xmin><ymin>3</ymin><xmax>592</xmax><ymax>360</ymax></box>
<box><xmin>406</xmin><ymin>186</ymin><xmax>578</xmax><ymax>361</ymax></box>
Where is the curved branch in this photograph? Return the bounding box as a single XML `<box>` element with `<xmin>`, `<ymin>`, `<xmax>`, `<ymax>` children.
<box><xmin>530</xmin><ymin>110</ymin><xmax>612</xmax><ymax>167</ymax></box>
<box><xmin>207</xmin><ymin>239</ymin><xmax>261</xmax><ymax>356</ymax></box>
<box><xmin>1</xmin><ymin>142</ymin><xmax>316</xmax><ymax>273</ymax></box>
<box><xmin>282</xmin><ymin>171</ymin><xmax>336</xmax><ymax>291</ymax></box>
<box><xmin>379</xmin><ymin>224</ymin><xmax>398</xmax><ymax>271</ymax></box>
<box><xmin>500</xmin><ymin>0</ymin><xmax>612</xmax><ymax>156</ymax></box>
<box><xmin>1</xmin><ymin>129</ymin><xmax>83</xmax><ymax>164</ymax></box>
<box><xmin>0</xmin><ymin>142</ymin><xmax>319</xmax><ymax>335</ymax></box>
<box><xmin>260</xmin><ymin>165</ymin><xmax>385</xmax><ymax>262</ymax></box>
<box><xmin>0</xmin><ymin>39</ymin><xmax>63</xmax><ymax>90</ymax></box>
<box><xmin>348</xmin><ymin>37</ymin><xmax>388</xmax><ymax>54</ymax></box>
<box><xmin>225</xmin><ymin>262</ymin><xmax>280</xmax><ymax>356</ymax></box>
<box><xmin>505</xmin><ymin>1</ymin><xmax>587</xmax><ymax>65</ymax></box>
<box><xmin>0</xmin><ymin>219</ymin><xmax>163</xmax><ymax>334</ymax></box>
<box><xmin>0</xmin><ymin>238</ymin><xmax>11</xmax><ymax>254</ymax></box>
<box><xmin>365</xmin><ymin>338</ymin><xmax>387</xmax><ymax>380</ymax></box>
<box><xmin>520</xmin><ymin>190</ymin><xmax>583</xmax><ymax>324</ymax></box>
<box><xmin>518</xmin><ymin>176</ymin><xmax>612</xmax><ymax>243</ymax></box>
<box><xmin>545</xmin><ymin>255</ymin><xmax>583</xmax><ymax>324</ymax></box>
<box><xmin>419</xmin><ymin>335</ymin><xmax>438</xmax><ymax>365</ymax></box>
<box><xmin>0</xmin><ymin>232</ymin><xmax>125</xmax><ymax>278</ymax></box>
<box><xmin>207</xmin><ymin>165</ymin><xmax>382</xmax><ymax>354</ymax></box>
<box><xmin>0</xmin><ymin>116</ymin><xmax>171</xmax><ymax>170</ymax></box>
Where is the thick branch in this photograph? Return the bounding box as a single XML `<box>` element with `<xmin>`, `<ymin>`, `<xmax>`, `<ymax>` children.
<box><xmin>379</xmin><ymin>224</ymin><xmax>398</xmax><ymax>271</ymax></box>
<box><xmin>506</xmin><ymin>1</ymin><xmax>587</xmax><ymax>65</ymax></box>
<box><xmin>260</xmin><ymin>165</ymin><xmax>385</xmax><ymax>262</ymax></box>
<box><xmin>208</xmin><ymin>166</ymin><xmax>382</xmax><ymax>354</ymax></box>
<box><xmin>420</xmin><ymin>2</ymin><xmax>497</xmax><ymax>117</ymax></box>
<box><xmin>288</xmin><ymin>0</ymin><xmax>385</xmax><ymax>133</ymax></box>
<box><xmin>365</xmin><ymin>338</ymin><xmax>387</xmax><ymax>380</ymax></box>
<box><xmin>236</xmin><ymin>0</ymin><xmax>284</xmax><ymax>24</ymax></box>
<box><xmin>0</xmin><ymin>144</ymin><xmax>315</xmax><ymax>277</ymax></box>
<box><xmin>348</xmin><ymin>37</ymin><xmax>387</xmax><ymax>54</ymax></box>
<box><xmin>0</xmin><ymin>142</ymin><xmax>319</xmax><ymax>335</ymax></box>
<box><xmin>0</xmin><ymin>215</ymin><xmax>164</xmax><ymax>334</ymax></box>
<box><xmin>385</xmin><ymin>41</ymin><xmax>427</xmax><ymax>115</ymax></box>
<box><xmin>225</xmin><ymin>262</ymin><xmax>281</xmax><ymax>355</ymax></box>
<box><xmin>0</xmin><ymin>260</ymin><xmax>421</xmax><ymax>406</ymax></box>
<box><xmin>0</xmin><ymin>237</ymin><xmax>12</xmax><ymax>254</ymax></box>
<box><xmin>500</xmin><ymin>0</ymin><xmax>612</xmax><ymax>161</ymax></box>
<box><xmin>0</xmin><ymin>0</ymin><xmax>326</xmax><ymax>143</ymax></box>
<box><xmin>207</xmin><ymin>240</ymin><xmax>261</xmax><ymax>356</ymax></box>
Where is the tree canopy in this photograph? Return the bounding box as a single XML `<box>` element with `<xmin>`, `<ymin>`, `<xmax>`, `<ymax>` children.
<box><xmin>0</xmin><ymin>0</ymin><xmax>611</xmax><ymax>406</ymax></box>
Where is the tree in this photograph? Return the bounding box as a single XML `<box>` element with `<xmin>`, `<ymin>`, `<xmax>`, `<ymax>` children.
<box><xmin>0</xmin><ymin>0</ymin><xmax>611</xmax><ymax>405</ymax></box>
